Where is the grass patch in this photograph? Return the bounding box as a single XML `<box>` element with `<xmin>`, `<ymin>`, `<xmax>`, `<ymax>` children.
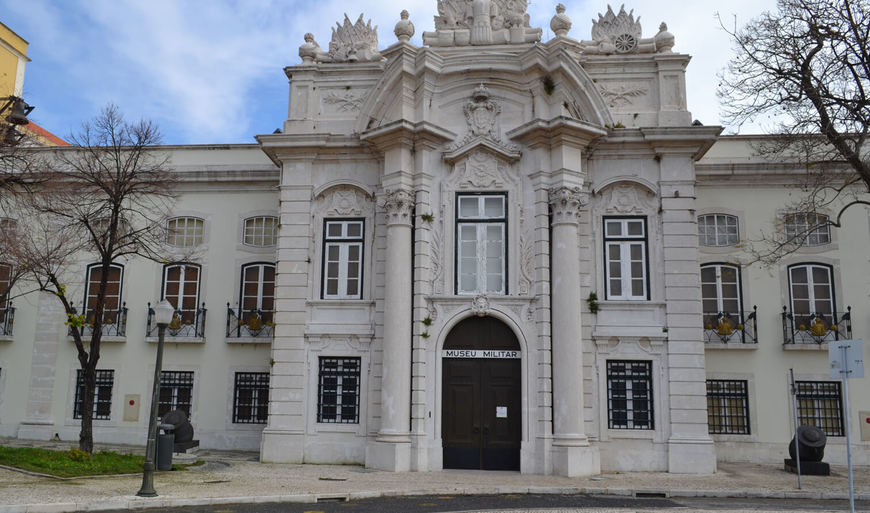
<box><xmin>0</xmin><ymin>446</ymin><xmax>201</xmax><ymax>477</ymax></box>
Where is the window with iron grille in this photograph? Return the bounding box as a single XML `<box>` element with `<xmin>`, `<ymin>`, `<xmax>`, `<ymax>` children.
<box><xmin>796</xmin><ymin>381</ymin><xmax>844</xmax><ymax>436</ymax></box>
<box><xmin>322</xmin><ymin>220</ymin><xmax>364</xmax><ymax>299</ymax></box>
<box><xmin>159</xmin><ymin>370</ymin><xmax>194</xmax><ymax>418</ymax></box>
<box><xmin>74</xmin><ymin>369</ymin><xmax>114</xmax><ymax>420</ymax></box>
<box><xmin>166</xmin><ymin>217</ymin><xmax>204</xmax><ymax>247</ymax></box>
<box><xmin>243</xmin><ymin>216</ymin><xmax>278</xmax><ymax>247</ymax></box>
<box><xmin>784</xmin><ymin>212</ymin><xmax>831</xmax><ymax>246</ymax></box>
<box><xmin>317</xmin><ymin>357</ymin><xmax>360</xmax><ymax>423</ymax></box>
<box><xmin>706</xmin><ymin>379</ymin><xmax>750</xmax><ymax>434</ymax></box>
<box><xmin>606</xmin><ymin>360</ymin><xmax>653</xmax><ymax>429</ymax></box>
<box><xmin>233</xmin><ymin>372</ymin><xmax>269</xmax><ymax>424</ymax></box>
<box><xmin>698</xmin><ymin>214</ymin><xmax>739</xmax><ymax>246</ymax></box>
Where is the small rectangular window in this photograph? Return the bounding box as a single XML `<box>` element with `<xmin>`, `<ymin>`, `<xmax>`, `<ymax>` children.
<box><xmin>158</xmin><ymin>370</ymin><xmax>194</xmax><ymax>418</ymax></box>
<box><xmin>233</xmin><ymin>372</ymin><xmax>270</xmax><ymax>424</ymax></box>
<box><xmin>706</xmin><ymin>379</ymin><xmax>750</xmax><ymax>434</ymax></box>
<box><xmin>796</xmin><ymin>381</ymin><xmax>843</xmax><ymax>436</ymax></box>
<box><xmin>322</xmin><ymin>220</ymin><xmax>364</xmax><ymax>299</ymax></box>
<box><xmin>243</xmin><ymin>216</ymin><xmax>278</xmax><ymax>247</ymax></box>
<box><xmin>604</xmin><ymin>217</ymin><xmax>648</xmax><ymax>300</ymax></box>
<box><xmin>74</xmin><ymin>369</ymin><xmax>114</xmax><ymax>420</ymax></box>
<box><xmin>606</xmin><ymin>360</ymin><xmax>653</xmax><ymax>430</ymax></box>
<box><xmin>317</xmin><ymin>357</ymin><xmax>361</xmax><ymax>423</ymax></box>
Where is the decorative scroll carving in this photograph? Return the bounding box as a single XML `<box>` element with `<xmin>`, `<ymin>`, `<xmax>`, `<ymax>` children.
<box><xmin>323</xmin><ymin>91</ymin><xmax>364</xmax><ymax>112</ymax></box>
<box><xmin>451</xmin><ymin>150</ymin><xmax>508</xmax><ymax>189</ymax></box>
<box><xmin>430</xmin><ymin>226</ymin><xmax>444</xmax><ymax>294</ymax></box>
<box><xmin>599</xmin><ymin>183</ymin><xmax>657</xmax><ymax>214</ymax></box>
<box><xmin>305</xmin><ymin>14</ymin><xmax>382</xmax><ymax>63</ymax></box>
<box><xmin>422</xmin><ymin>0</ymin><xmax>542</xmax><ymax>47</ymax></box>
<box><xmin>471</xmin><ymin>295</ymin><xmax>490</xmax><ymax>317</ymax></box>
<box><xmin>579</xmin><ymin>5</ymin><xmax>673</xmax><ymax>55</ymax></box>
<box><xmin>317</xmin><ymin>186</ymin><xmax>371</xmax><ymax>216</ymax></box>
<box><xmin>598</xmin><ymin>83</ymin><xmax>648</xmax><ymax>108</ymax></box>
<box><xmin>549</xmin><ymin>186</ymin><xmax>588</xmax><ymax>224</ymax></box>
<box><xmin>518</xmin><ymin>231</ymin><xmax>533</xmax><ymax>295</ymax></box>
<box><xmin>380</xmin><ymin>188</ymin><xmax>415</xmax><ymax>225</ymax></box>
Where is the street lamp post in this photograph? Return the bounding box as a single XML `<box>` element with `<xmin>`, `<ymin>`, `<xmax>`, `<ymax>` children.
<box><xmin>137</xmin><ymin>300</ymin><xmax>176</xmax><ymax>497</ymax></box>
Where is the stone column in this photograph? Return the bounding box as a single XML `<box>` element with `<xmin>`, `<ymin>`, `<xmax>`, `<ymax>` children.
<box><xmin>367</xmin><ymin>187</ymin><xmax>414</xmax><ymax>471</ymax></box>
<box><xmin>549</xmin><ymin>186</ymin><xmax>600</xmax><ymax>476</ymax></box>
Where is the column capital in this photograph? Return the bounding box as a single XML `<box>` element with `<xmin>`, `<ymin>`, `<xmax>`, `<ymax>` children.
<box><xmin>548</xmin><ymin>186</ymin><xmax>588</xmax><ymax>225</ymax></box>
<box><xmin>380</xmin><ymin>188</ymin><xmax>415</xmax><ymax>226</ymax></box>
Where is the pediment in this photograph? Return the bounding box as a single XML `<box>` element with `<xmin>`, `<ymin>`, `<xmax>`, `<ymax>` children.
<box><xmin>442</xmin><ymin>136</ymin><xmax>521</xmax><ymax>165</ymax></box>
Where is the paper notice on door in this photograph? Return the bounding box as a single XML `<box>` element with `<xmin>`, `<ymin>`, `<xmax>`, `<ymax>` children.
<box><xmin>496</xmin><ymin>406</ymin><xmax>507</xmax><ymax>418</ymax></box>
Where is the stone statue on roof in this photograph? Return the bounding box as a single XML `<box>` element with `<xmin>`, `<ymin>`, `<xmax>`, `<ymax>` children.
<box><xmin>422</xmin><ymin>0</ymin><xmax>541</xmax><ymax>47</ymax></box>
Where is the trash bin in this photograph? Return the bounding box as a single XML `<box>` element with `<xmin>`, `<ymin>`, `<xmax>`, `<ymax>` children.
<box><xmin>156</xmin><ymin>423</ymin><xmax>175</xmax><ymax>471</ymax></box>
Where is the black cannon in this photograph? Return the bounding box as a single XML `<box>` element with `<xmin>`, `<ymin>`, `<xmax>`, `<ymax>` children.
<box><xmin>162</xmin><ymin>409</ymin><xmax>199</xmax><ymax>453</ymax></box>
<box><xmin>784</xmin><ymin>425</ymin><xmax>829</xmax><ymax>475</ymax></box>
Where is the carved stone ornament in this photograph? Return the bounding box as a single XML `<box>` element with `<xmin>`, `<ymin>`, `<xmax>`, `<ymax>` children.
<box><xmin>579</xmin><ymin>5</ymin><xmax>673</xmax><ymax>55</ymax></box>
<box><xmin>394</xmin><ymin>10</ymin><xmax>415</xmax><ymax>42</ymax></box>
<box><xmin>299</xmin><ymin>33</ymin><xmax>325</xmax><ymax>64</ymax></box>
<box><xmin>311</xmin><ymin>14</ymin><xmax>382</xmax><ymax>63</ymax></box>
<box><xmin>422</xmin><ymin>0</ymin><xmax>542</xmax><ymax>47</ymax></box>
<box><xmin>471</xmin><ymin>295</ymin><xmax>490</xmax><ymax>317</ymax></box>
<box><xmin>380</xmin><ymin>188</ymin><xmax>415</xmax><ymax>225</ymax></box>
<box><xmin>598</xmin><ymin>83</ymin><xmax>649</xmax><ymax>108</ymax></box>
<box><xmin>549</xmin><ymin>186</ymin><xmax>588</xmax><ymax>224</ymax></box>
<box><xmin>454</xmin><ymin>149</ymin><xmax>506</xmax><ymax>189</ymax></box>
<box><xmin>550</xmin><ymin>4</ymin><xmax>572</xmax><ymax>37</ymax></box>
<box><xmin>323</xmin><ymin>90</ymin><xmax>363</xmax><ymax>112</ymax></box>
<box><xmin>518</xmin><ymin>231</ymin><xmax>533</xmax><ymax>295</ymax></box>
<box><xmin>448</xmin><ymin>84</ymin><xmax>518</xmax><ymax>155</ymax></box>
<box><xmin>319</xmin><ymin>186</ymin><xmax>371</xmax><ymax>216</ymax></box>
<box><xmin>600</xmin><ymin>183</ymin><xmax>657</xmax><ymax>214</ymax></box>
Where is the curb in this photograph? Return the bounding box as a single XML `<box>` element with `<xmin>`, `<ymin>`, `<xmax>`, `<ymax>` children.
<box><xmin>2</xmin><ymin>487</ymin><xmax>868</xmax><ymax>513</ymax></box>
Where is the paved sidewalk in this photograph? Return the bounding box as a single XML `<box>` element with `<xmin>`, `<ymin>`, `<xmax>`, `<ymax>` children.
<box><xmin>0</xmin><ymin>439</ymin><xmax>867</xmax><ymax>512</ymax></box>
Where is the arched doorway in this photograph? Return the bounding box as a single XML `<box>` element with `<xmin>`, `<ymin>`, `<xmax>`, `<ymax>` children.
<box><xmin>442</xmin><ymin>316</ymin><xmax>521</xmax><ymax>470</ymax></box>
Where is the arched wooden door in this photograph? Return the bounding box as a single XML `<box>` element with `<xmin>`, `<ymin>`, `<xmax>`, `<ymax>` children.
<box><xmin>442</xmin><ymin>316</ymin><xmax>521</xmax><ymax>470</ymax></box>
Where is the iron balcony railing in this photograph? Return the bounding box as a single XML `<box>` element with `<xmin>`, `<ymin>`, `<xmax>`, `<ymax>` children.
<box><xmin>0</xmin><ymin>304</ymin><xmax>13</xmax><ymax>336</ymax></box>
<box><xmin>68</xmin><ymin>302</ymin><xmax>128</xmax><ymax>337</ymax></box>
<box><xmin>782</xmin><ymin>306</ymin><xmax>851</xmax><ymax>345</ymax></box>
<box><xmin>703</xmin><ymin>306</ymin><xmax>758</xmax><ymax>344</ymax></box>
<box><xmin>226</xmin><ymin>303</ymin><xmax>274</xmax><ymax>339</ymax></box>
<box><xmin>147</xmin><ymin>302</ymin><xmax>206</xmax><ymax>338</ymax></box>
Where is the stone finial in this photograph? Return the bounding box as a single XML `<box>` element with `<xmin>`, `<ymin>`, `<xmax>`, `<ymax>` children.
<box><xmin>299</xmin><ymin>33</ymin><xmax>321</xmax><ymax>64</ymax></box>
<box><xmin>394</xmin><ymin>10</ymin><xmax>415</xmax><ymax>42</ymax></box>
<box><xmin>654</xmin><ymin>22</ymin><xmax>675</xmax><ymax>53</ymax></box>
<box><xmin>550</xmin><ymin>3</ymin><xmax>572</xmax><ymax>38</ymax></box>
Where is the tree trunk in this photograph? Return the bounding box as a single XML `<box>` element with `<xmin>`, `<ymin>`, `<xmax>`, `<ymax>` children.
<box><xmin>79</xmin><ymin>364</ymin><xmax>96</xmax><ymax>454</ymax></box>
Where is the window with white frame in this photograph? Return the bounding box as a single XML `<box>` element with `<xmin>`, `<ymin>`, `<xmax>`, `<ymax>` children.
<box><xmin>243</xmin><ymin>216</ymin><xmax>278</xmax><ymax>247</ymax></box>
<box><xmin>796</xmin><ymin>381</ymin><xmax>843</xmax><ymax>436</ymax></box>
<box><xmin>166</xmin><ymin>217</ymin><xmax>204</xmax><ymax>247</ymax></box>
<box><xmin>322</xmin><ymin>220</ymin><xmax>364</xmax><ymax>299</ymax></box>
<box><xmin>784</xmin><ymin>212</ymin><xmax>831</xmax><ymax>246</ymax></box>
<box><xmin>606</xmin><ymin>360</ymin><xmax>653</xmax><ymax>430</ymax></box>
<box><xmin>233</xmin><ymin>372</ymin><xmax>269</xmax><ymax>424</ymax></box>
<box><xmin>788</xmin><ymin>263</ymin><xmax>835</xmax><ymax>316</ymax></box>
<box><xmin>240</xmin><ymin>263</ymin><xmax>275</xmax><ymax>324</ymax></box>
<box><xmin>604</xmin><ymin>217</ymin><xmax>648</xmax><ymax>300</ymax></box>
<box><xmin>74</xmin><ymin>369</ymin><xmax>114</xmax><ymax>420</ymax></box>
<box><xmin>456</xmin><ymin>194</ymin><xmax>506</xmax><ymax>295</ymax></box>
<box><xmin>158</xmin><ymin>370</ymin><xmax>194</xmax><ymax>418</ymax></box>
<box><xmin>706</xmin><ymin>379</ymin><xmax>750</xmax><ymax>435</ymax></box>
<box><xmin>698</xmin><ymin>214</ymin><xmax>739</xmax><ymax>246</ymax></box>
<box><xmin>84</xmin><ymin>263</ymin><xmax>123</xmax><ymax>325</ymax></box>
<box><xmin>317</xmin><ymin>357</ymin><xmax>360</xmax><ymax>423</ymax></box>
<box><xmin>162</xmin><ymin>264</ymin><xmax>201</xmax><ymax>324</ymax></box>
<box><xmin>701</xmin><ymin>264</ymin><xmax>742</xmax><ymax>316</ymax></box>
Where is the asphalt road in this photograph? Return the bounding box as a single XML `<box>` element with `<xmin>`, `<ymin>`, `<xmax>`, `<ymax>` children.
<box><xmin>99</xmin><ymin>493</ymin><xmax>869</xmax><ymax>512</ymax></box>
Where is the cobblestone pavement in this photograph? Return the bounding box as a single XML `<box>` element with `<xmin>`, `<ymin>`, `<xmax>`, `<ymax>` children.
<box><xmin>0</xmin><ymin>438</ymin><xmax>867</xmax><ymax>512</ymax></box>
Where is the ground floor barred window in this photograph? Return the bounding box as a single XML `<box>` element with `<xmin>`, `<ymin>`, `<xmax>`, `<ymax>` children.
<box><xmin>796</xmin><ymin>381</ymin><xmax>843</xmax><ymax>436</ymax></box>
<box><xmin>74</xmin><ymin>369</ymin><xmax>114</xmax><ymax>420</ymax></box>
<box><xmin>159</xmin><ymin>370</ymin><xmax>194</xmax><ymax>418</ymax></box>
<box><xmin>233</xmin><ymin>372</ymin><xmax>269</xmax><ymax>424</ymax></box>
<box><xmin>606</xmin><ymin>360</ymin><xmax>653</xmax><ymax>430</ymax></box>
<box><xmin>706</xmin><ymin>379</ymin><xmax>750</xmax><ymax>434</ymax></box>
<box><xmin>317</xmin><ymin>357</ymin><xmax>360</xmax><ymax>424</ymax></box>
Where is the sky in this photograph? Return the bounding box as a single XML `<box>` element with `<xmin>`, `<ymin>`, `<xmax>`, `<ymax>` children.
<box><xmin>2</xmin><ymin>0</ymin><xmax>779</xmax><ymax>145</ymax></box>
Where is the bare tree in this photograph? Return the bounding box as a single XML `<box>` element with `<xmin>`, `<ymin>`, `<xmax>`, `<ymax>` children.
<box><xmin>9</xmin><ymin>105</ymin><xmax>176</xmax><ymax>453</ymax></box>
<box><xmin>718</xmin><ymin>0</ymin><xmax>870</xmax><ymax>263</ymax></box>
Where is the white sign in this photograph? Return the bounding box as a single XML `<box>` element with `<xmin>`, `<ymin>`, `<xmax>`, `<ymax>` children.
<box><xmin>829</xmin><ymin>339</ymin><xmax>864</xmax><ymax>379</ymax></box>
<box><xmin>496</xmin><ymin>406</ymin><xmax>507</xmax><ymax>418</ymax></box>
<box><xmin>442</xmin><ymin>349</ymin><xmax>521</xmax><ymax>359</ymax></box>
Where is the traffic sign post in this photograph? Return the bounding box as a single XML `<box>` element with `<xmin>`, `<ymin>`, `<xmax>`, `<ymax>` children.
<box><xmin>829</xmin><ymin>339</ymin><xmax>863</xmax><ymax>513</ymax></box>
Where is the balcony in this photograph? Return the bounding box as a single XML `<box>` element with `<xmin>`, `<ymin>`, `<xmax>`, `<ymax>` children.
<box><xmin>703</xmin><ymin>306</ymin><xmax>758</xmax><ymax>345</ymax></box>
<box><xmin>68</xmin><ymin>303</ymin><xmax>128</xmax><ymax>339</ymax></box>
<box><xmin>0</xmin><ymin>305</ymin><xmax>13</xmax><ymax>337</ymax></box>
<box><xmin>782</xmin><ymin>306</ymin><xmax>852</xmax><ymax>345</ymax></box>
<box><xmin>226</xmin><ymin>303</ymin><xmax>274</xmax><ymax>342</ymax></box>
<box><xmin>146</xmin><ymin>302</ymin><xmax>206</xmax><ymax>339</ymax></box>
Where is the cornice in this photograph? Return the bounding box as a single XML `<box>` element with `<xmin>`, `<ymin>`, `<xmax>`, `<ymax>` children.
<box><xmin>508</xmin><ymin>117</ymin><xmax>607</xmax><ymax>148</ymax></box>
